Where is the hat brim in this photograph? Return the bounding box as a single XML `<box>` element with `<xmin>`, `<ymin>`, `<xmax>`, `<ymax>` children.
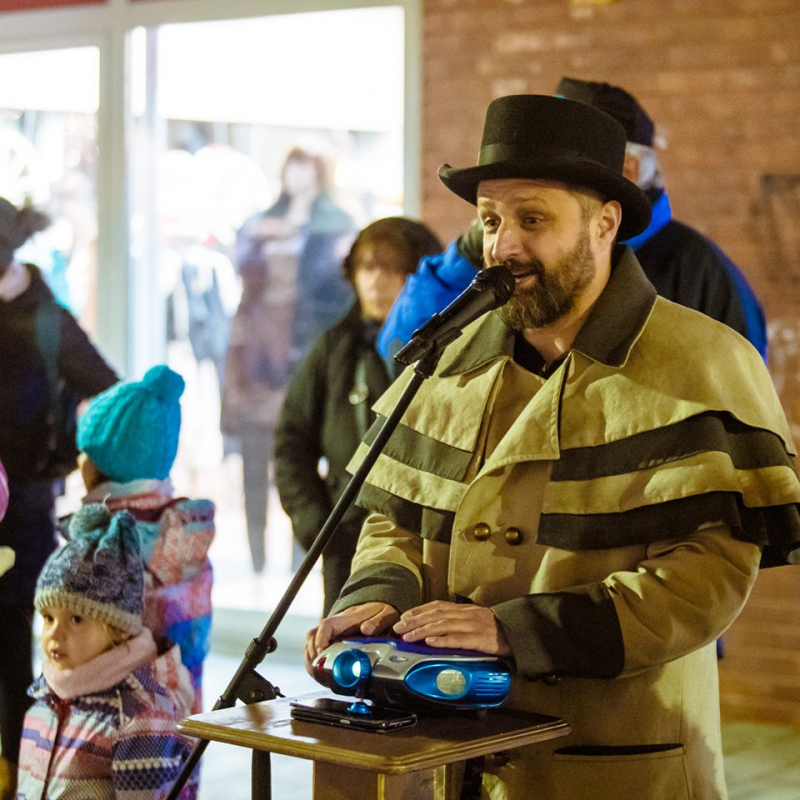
<box><xmin>438</xmin><ymin>156</ymin><xmax>651</xmax><ymax>241</ymax></box>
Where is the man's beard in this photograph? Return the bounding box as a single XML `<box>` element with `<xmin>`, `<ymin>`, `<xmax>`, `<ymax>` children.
<box><xmin>495</xmin><ymin>227</ymin><xmax>596</xmax><ymax>331</ymax></box>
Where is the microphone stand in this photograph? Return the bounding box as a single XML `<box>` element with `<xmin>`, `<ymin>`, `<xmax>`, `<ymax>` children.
<box><xmin>166</xmin><ymin>348</ymin><xmax>443</xmax><ymax>800</ymax></box>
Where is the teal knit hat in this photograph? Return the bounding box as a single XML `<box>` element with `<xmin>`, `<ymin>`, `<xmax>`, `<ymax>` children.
<box><xmin>77</xmin><ymin>365</ymin><xmax>185</xmax><ymax>483</ymax></box>
<box><xmin>35</xmin><ymin>504</ymin><xmax>144</xmax><ymax>636</ymax></box>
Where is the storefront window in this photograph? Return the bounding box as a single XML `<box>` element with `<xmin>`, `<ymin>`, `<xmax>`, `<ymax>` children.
<box><xmin>127</xmin><ymin>7</ymin><xmax>405</xmax><ymax>613</ymax></box>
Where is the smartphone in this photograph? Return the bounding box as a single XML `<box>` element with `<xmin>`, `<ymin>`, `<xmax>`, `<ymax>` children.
<box><xmin>290</xmin><ymin>698</ymin><xmax>417</xmax><ymax>733</ymax></box>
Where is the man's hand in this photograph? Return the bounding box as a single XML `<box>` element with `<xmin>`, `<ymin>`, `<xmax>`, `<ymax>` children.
<box><xmin>393</xmin><ymin>601</ymin><xmax>512</xmax><ymax>656</ymax></box>
<box><xmin>304</xmin><ymin>602</ymin><xmax>400</xmax><ymax>674</ymax></box>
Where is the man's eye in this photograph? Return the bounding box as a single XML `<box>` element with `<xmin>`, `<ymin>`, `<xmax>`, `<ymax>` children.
<box><xmin>71</xmin><ymin>615</ymin><xmax>84</xmax><ymax>624</ymax></box>
<box><xmin>481</xmin><ymin>218</ymin><xmax>498</xmax><ymax>231</ymax></box>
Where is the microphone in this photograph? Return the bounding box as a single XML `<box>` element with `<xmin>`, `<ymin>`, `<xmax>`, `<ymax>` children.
<box><xmin>394</xmin><ymin>265</ymin><xmax>516</xmax><ymax>365</ymax></box>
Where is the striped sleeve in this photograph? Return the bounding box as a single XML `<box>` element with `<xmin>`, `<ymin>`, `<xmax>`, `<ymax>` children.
<box><xmin>113</xmin><ymin>711</ymin><xmax>194</xmax><ymax>800</ymax></box>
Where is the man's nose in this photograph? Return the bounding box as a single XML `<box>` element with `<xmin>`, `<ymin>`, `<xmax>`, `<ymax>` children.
<box><xmin>489</xmin><ymin>224</ymin><xmax>524</xmax><ymax>264</ymax></box>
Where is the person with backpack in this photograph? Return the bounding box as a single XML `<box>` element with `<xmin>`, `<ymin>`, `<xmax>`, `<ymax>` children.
<box><xmin>0</xmin><ymin>196</ymin><xmax>117</xmax><ymax>798</ymax></box>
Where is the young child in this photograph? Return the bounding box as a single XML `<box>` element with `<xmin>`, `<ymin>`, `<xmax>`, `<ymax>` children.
<box><xmin>75</xmin><ymin>365</ymin><xmax>215</xmax><ymax>715</ymax></box>
<box><xmin>16</xmin><ymin>503</ymin><xmax>195</xmax><ymax>799</ymax></box>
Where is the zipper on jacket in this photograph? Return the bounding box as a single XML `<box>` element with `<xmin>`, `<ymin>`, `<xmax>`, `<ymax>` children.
<box><xmin>41</xmin><ymin>697</ymin><xmax>71</xmax><ymax>796</ymax></box>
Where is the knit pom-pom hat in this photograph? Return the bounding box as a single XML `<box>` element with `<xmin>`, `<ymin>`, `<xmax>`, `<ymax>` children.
<box><xmin>35</xmin><ymin>504</ymin><xmax>144</xmax><ymax>636</ymax></box>
<box><xmin>77</xmin><ymin>365</ymin><xmax>185</xmax><ymax>483</ymax></box>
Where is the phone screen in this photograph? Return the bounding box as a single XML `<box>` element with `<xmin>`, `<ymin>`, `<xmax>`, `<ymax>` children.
<box><xmin>290</xmin><ymin>698</ymin><xmax>417</xmax><ymax>733</ymax></box>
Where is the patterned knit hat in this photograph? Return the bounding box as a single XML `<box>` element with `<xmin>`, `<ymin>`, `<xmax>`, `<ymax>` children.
<box><xmin>35</xmin><ymin>504</ymin><xmax>144</xmax><ymax>636</ymax></box>
<box><xmin>77</xmin><ymin>365</ymin><xmax>185</xmax><ymax>483</ymax></box>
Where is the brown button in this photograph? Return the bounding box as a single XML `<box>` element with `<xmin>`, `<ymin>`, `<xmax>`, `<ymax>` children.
<box><xmin>504</xmin><ymin>527</ymin><xmax>522</xmax><ymax>545</ymax></box>
<box><xmin>473</xmin><ymin>522</ymin><xmax>491</xmax><ymax>541</ymax></box>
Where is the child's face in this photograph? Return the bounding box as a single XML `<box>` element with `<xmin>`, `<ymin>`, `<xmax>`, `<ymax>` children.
<box><xmin>40</xmin><ymin>607</ymin><xmax>115</xmax><ymax>670</ymax></box>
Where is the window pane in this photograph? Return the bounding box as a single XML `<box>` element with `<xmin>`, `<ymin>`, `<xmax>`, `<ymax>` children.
<box><xmin>128</xmin><ymin>9</ymin><xmax>405</xmax><ymax>614</ymax></box>
<box><xmin>0</xmin><ymin>46</ymin><xmax>99</xmax><ymax>332</ymax></box>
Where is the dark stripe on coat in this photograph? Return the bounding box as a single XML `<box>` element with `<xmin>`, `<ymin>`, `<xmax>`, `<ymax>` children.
<box><xmin>552</xmin><ymin>412</ymin><xmax>793</xmax><ymax>481</ymax></box>
<box><xmin>493</xmin><ymin>583</ymin><xmax>624</xmax><ymax>679</ymax></box>
<box><xmin>356</xmin><ymin>483</ymin><xmax>455</xmax><ymax>543</ymax></box>
<box><xmin>330</xmin><ymin>562</ymin><xmax>422</xmax><ymax>616</ymax></box>
<box><xmin>539</xmin><ymin>490</ymin><xmax>800</xmax><ymax>566</ymax></box>
<box><xmin>363</xmin><ymin>415</ymin><xmax>472</xmax><ymax>482</ymax></box>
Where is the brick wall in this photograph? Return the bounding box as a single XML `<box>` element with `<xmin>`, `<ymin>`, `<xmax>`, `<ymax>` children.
<box><xmin>420</xmin><ymin>0</ymin><xmax>800</xmax><ymax>725</ymax></box>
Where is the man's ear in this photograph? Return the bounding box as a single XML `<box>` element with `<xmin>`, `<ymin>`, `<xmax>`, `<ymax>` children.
<box><xmin>595</xmin><ymin>200</ymin><xmax>622</xmax><ymax>251</ymax></box>
<box><xmin>623</xmin><ymin>152</ymin><xmax>641</xmax><ymax>184</ymax></box>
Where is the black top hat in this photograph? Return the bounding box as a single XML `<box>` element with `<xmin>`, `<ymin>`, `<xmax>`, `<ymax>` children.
<box><xmin>556</xmin><ymin>77</ymin><xmax>655</xmax><ymax>147</ymax></box>
<box><xmin>438</xmin><ymin>94</ymin><xmax>651</xmax><ymax>241</ymax></box>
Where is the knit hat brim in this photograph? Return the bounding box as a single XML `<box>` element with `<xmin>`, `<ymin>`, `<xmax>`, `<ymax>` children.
<box><xmin>35</xmin><ymin>588</ymin><xmax>143</xmax><ymax>637</ymax></box>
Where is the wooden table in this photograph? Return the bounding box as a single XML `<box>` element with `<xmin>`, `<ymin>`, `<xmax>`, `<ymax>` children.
<box><xmin>179</xmin><ymin>691</ymin><xmax>570</xmax><ymax>800</ymax></box>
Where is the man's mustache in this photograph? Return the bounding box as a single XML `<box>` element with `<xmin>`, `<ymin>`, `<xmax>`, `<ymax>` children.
<box><xmin>496</xmin><ymin>259</ymin><xmax>545</xmax><ymax>280</ymax></box>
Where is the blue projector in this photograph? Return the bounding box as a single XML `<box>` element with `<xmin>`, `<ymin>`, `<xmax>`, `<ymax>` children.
<box><xmin>311</xmin><ymin>637</ymin><xmax>512</xmax><ymax>711</ymax></box>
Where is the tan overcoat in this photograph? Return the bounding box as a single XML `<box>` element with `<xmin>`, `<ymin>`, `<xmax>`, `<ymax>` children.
<box><xmin>334</xmin><ymin>249</ymin><xmax>800</xmax><ymax>800</ymax></box>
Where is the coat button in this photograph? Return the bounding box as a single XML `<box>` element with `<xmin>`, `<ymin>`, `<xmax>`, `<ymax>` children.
<box><xmin>472</xmin><ymin>522</ymin><xmax>491</xmax><ymax>541</ymax></box>
<box><xmin>504</xmin><ymin>527</ymin><xmax>522</xmax><ymax>545</ymax></box>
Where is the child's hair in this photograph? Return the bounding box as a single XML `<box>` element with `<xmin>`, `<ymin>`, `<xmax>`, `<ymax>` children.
<box><xmin>77</xmin><ymin>365</ymin><xmax>185</xmax><ymax>484</ymax></box>
<box><xmin>35</xmin><ymin>505</ymin><xmax>145</xmax><ymax>637</ymax></box>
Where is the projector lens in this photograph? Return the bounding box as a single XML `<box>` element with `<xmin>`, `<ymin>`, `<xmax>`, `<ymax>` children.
<box><xmin>332</xmin><ymin>649</ymin><xmax>372</xmax><ymax>690</ymax></box>
<box><xmin>435</xmin><ymin>668</ymin><xmax>467</xmax><ymax>695</ymax></box>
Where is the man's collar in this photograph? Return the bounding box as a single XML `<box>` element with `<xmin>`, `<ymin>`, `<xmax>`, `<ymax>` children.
<box><xmin>439</xmin><ymin>246</ymin><xmax>656</xmax><ymax>376</ymax></box>
<box><xmin>570</xmin><ymin>245</ymin><xmax>657</xmax><ymax>367</ymax></box>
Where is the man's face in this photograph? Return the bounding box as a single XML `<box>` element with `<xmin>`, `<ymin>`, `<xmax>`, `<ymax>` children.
<box><xmin>40</xmin><ymin>606</ymin><xmax>115</xmax><ymax>670</ymax></box>
<box><xmin>478</xmin><ymin>179</ymin><xmax>599</xmax><ymax>331</ymax></box>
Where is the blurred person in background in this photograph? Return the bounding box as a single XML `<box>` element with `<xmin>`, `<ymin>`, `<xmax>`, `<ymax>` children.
<box><xmin>275</xmin><ymin>217</ymin><xmax>442</xmax><ymax>614</ymax></box>
<box><xmin>221</xmin><ymin>253</ymin><xmax>287</xmax><ymax>575</ymax></box>
<box><xmin>0</xmin><ymin>196</ymin><xmax>117</xmax><ymax>797</ymax></box>
<box><xmin>235</xmin><ymin>145</ymin><xmax>358</xmax><ymax>373</ymax></box>
<box><xmin>225</xmin><ymin>147</ymin><xmax>358</xmax><ymax>574</ymax></box>
<box><xmin>555</xmin><ymin>77</ymin><xmax>767</xmax><ymax>360</ymax></box>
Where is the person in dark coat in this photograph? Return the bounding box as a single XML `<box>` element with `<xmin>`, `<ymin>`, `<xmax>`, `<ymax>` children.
<box><xmin>555</xmin><ymin>77</ymin><xmax>767</xmax><ymax>360</ymax></box>
<box><xmin>274</xmin><ymin>217</ymin><xmax>442</xmax><ymax>615</ymax></box>
<box><xmin>0</xmin><ymin>196</ymin><xmax>117</xmax><ymax>792</ymax></box>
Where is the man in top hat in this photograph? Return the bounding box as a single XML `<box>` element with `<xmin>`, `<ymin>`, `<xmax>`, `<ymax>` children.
<box><xmin>305</xmin><ymin>95</ymin><xmax>800</xmax><ymax>799</ymax></box>
<box><xmin>556</xmin><ymin>77</ymin><xmax>767</xmax><ymax>360</ymax></box>
<box><xmin>377</xmin><ymin>80</ymin><xmax>767</xmax><ymax>369</ymax></box>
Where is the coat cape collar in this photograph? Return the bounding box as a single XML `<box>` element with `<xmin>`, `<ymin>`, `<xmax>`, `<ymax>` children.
<box><xmin>440</xmin><ymin>246</ymin><xmax>656</xmax><ymax>376</ymax></box>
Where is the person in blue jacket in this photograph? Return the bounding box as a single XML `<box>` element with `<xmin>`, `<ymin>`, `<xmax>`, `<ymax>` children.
<box><xmin>379</xmin><ymin>80</ymin><xmax>767</xmax><ymax>369</ymax></box>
